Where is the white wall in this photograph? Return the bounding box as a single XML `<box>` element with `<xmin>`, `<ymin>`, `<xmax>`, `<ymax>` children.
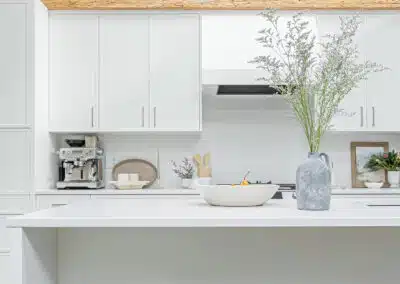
<box><xmin>95</xmin><ymin>94</ymin><xmax>400</xmax><ymax>189</ymax></box>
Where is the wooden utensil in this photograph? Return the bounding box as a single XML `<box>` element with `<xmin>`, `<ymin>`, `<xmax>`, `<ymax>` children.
<box><xmin>193</xmin><ymin>152</ymin><xmax>212</xmax><ymax>178</ymax></box>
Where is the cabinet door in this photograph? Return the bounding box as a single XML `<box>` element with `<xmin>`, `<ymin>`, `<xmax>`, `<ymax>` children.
<box><xmin>49</xmin><ymin>15</ymin><xmax>98</xmax><ymax>131</ymax></box>
<box><xmin>0</xmin><ymin>4</ymin><xmax>27</xmax><ymax>126</ymax></box>
<box><xmin>99</xmin><ymin>16</ymin><xmax>149</xmax><ymax>130</ymax></box>
<box><xmin>316</xmin><ymin>14</ymin><xmax>368</xmax><ymax>131</ymax></box>
<box><xmin>0</xmin><ymin>131</ymin><xmax>30</xmax><ymax>192</ymax></box>
<box><xmin>202</xmin><ymin>14</ymin><xmax>265</xmax><ymax>71</ymax></box>
<box><xmin>150</xmin><ymin>15</ymin><xmax>200</xmax><ymax>130</ymax></box>
<box><xmin>0</xmin><ymin>253</ymin><xmax>10</xmax><ymax>284</ymax></box>
<box><xmin>364</xmin><ymin>14</ymin><xmax>400</xmax><ymax>131</ymax></box>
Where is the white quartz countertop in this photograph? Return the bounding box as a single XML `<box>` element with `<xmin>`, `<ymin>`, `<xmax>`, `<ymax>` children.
<box><xmin>34</xmin><ymin>188</ymin><xmax>400</xmax><ymax>195</ymax></box>
<box><xmin>7</xmin><ymin>198</ymin><xmax>400</xmax><ymax>228</ymax></box>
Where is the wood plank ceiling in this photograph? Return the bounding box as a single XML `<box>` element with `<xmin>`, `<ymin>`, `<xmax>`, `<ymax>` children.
<box><xmin>42</xmin><ymin>0</ymin><xmax>400</xmax><ymax>11</ymax></box>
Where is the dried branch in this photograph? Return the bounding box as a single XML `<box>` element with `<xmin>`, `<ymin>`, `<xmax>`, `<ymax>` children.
<box><xmin>250</xmin><ymin>10</ymin><xmax>387</xmax><ymax>152</ymax></box>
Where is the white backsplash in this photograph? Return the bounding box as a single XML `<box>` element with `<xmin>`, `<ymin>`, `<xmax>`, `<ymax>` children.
<box><xmin>99</xmin><ymin>97</ymin><xmax>400</xmax><ymax>189</ymax></box>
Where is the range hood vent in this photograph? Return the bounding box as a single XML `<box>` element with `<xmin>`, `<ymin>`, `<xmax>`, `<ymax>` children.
<box><xmin>217</xmin><ymin>85</ymin><xmax>282</xmax><ymax>95</ymax></box>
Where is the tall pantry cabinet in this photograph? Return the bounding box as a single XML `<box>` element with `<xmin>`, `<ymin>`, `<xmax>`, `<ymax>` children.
<box><xmin>0</xmin><ymin>0</ymin><xmax>34</xmax><ymax>283</ymax></box>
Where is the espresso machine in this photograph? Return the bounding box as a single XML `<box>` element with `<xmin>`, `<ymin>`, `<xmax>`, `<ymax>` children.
<box><xmin>57</xmin><ymin>136</ymin><xmax>105</xmax><ymax>189</ymax></box>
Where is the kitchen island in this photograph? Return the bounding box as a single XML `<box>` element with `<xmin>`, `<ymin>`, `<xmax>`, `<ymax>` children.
<box><xmin>7</xmin><ymin>198</ymin><xmax>400</xmax><ymax>284</ymax></box>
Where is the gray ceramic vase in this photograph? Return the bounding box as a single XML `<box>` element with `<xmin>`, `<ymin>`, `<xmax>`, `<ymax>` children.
<box><xmin>296</xmin><ymin>152</ymin><xmax>332</xmax><ymax>211</ymax></box>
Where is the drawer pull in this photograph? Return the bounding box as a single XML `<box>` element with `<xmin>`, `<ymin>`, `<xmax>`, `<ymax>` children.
<box><xmin>51</xmin><ymin>204</ymin><xmax>66</xmax><ymax>207</ymax></box>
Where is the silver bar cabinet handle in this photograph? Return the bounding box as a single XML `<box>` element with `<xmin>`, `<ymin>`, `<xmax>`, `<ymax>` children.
<box><xmin>153</xmin><ymin>106</ymin><xmax>156</xmax><ymax>128</ymax></box>
<box><xmin>91</xmin><ymin>106</ymin><xmax>94</xmax><ymax>128</ymax></box>
<box><xmin>372</xmin><ymin>106</ymin><xmax>375</xmax><ymax>127</ymax></box>
<box><xmin>141</xmin><ymin>106</ymin><xmax>145</xmax><ymax>127</ymax></box>
<box><xmin>360</xmin><ymin>106</ymin><xmax>364</xmax><ymax>127</ymax></box>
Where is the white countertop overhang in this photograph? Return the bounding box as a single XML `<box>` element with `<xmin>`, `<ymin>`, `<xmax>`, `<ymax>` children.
<box><xmin>7</xmin><ymin>198</ymin><xmax>400</xmax><ymax>228</ymax></box>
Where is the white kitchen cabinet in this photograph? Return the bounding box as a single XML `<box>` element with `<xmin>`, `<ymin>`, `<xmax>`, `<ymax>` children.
<box><xmin>0</xmin><ymin>131</ymin><xmax>30</xmax><ymax>193</ymax></box>
<box><xmin>49</xmin><ymin>14</ymin><xmax>201</xmax><ymax>133</ymax></box>
<box><xmin>99</xmin><ymin>15</ymin><xmax>150</xmax><ymax>130</ymax></box>
<box><xmin>202</xmin><ymin>13</ymin><xmax>316</xmax><ymax>85</ymax></box>
<box><xmin>0</xmin><ymin>195</ymin><xmax>31</xmax><ymax>253</ymax></box>
<box><xmin>319</xmin><ymin>13</ymin><xmax>400</xmax><ymax>132</ymax></box>
<box><xmin>363</xmin><ymin>13</ymin><xmax>400</xmax><ymax>131</ymax></box>
<box><xmin>0</xmin><ymin>4</ymin><xmax>27</xmax><ymax>126</ymax></box>
<box><xmin>316</xmin><ymin>13</ymin><xmax>368</xmax><ymax>131</ymax></box>
<box><xmin>202</xmin><ymin>14</ymin><xmax>265</xmax><ymax>71</ymax></box>
<box><xmin>49</xmin><ymin>15</ymin><xmax>98</xmax><ymax>131</ymax></box>
<box><xmin>149</xmin><ymin>15</ymin><xmax>201</xmax><ymax>130</ymax></box>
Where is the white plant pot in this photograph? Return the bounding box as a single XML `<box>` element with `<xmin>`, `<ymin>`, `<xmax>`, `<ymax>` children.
<box><xmin>181</xmin><ymin>178</ymin><xmax>193</xmax><ymax>189</ymax></box>
<box><xmin>387</xmin><ymin>171</ymin><xmax>400</xmax><ymax>188</ymax></box>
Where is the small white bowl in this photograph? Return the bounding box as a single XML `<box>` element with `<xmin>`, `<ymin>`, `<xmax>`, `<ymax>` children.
<box><xmin>196</xmin><ymin>184</ymin><xmax>279</xmax><ymax>207</ymax></box>
<box><xmin>364</xmin><ymin>182</ymin><xmax>384</xmax><ymax>189</ymax></box>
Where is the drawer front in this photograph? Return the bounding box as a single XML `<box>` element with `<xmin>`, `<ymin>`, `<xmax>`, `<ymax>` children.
<box><xmin>332</xmin><ymin>195</ymin><xmax>400</xmax><ymax>199</ymax></box>
<box><xmin>0</xmin><ymin>253</ymin><xmax>10</xmax><ymax>284</ymax></box>
<box><xmin>0</xmin><ymin>195</ymin><xmax>31</xmax><ymax>214</ymax></box>
<box><xmin>91</xmin><ymin>194</ymin><xmax>200</xmax><ymax>200</ymax></box>
<box><xmin>0</xmin><ymin>216</ymin><xmax>19</xmax><ymax>251</ymax></box>
<box><xmin>36</xmin><ymin>195</ymin><xmax>91</xmax><ymax>210</ymax></box>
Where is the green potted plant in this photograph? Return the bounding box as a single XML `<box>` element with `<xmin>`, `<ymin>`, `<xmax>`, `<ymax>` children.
<box><xmin>365</xmin><ymin>150</ymin><xmax>400</xmax><ymax>187</ymax></box>
<box><xmin>170</xmin><ymin>157</ymin><xmax>195</xmax><ymax>189</ymax></box>
<box><xmin>250</xmin><ymin>10</ymin><xmax>386</xmax><ymax>210</ymax></box>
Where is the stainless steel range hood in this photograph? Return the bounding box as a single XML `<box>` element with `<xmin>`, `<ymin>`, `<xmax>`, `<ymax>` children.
<box><xmin>216</xmin><ymin>85</ymin><xmax>281</xmax><ymax>96</ymax></box>
<box><xmin>202</xmin><ymin>69</ymin><xmax>283</xmax><ymax>96</ymax></box>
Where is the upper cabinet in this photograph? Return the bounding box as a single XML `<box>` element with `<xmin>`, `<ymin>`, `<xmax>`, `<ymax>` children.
<box><xmin>0</xmin><ymin>4</ymin><xmax>28</xmax><ymax>126</ymax></box>
<box><xmin>362</xmin><ymin>13</ymin><xmax>400</xmax><ymax>131</ymax></box>
<box><xmin>202</xmin><ymin>14</ymin><xmax>265</xmax><ymax>71</ymax></box>
<box><xmin>49</xmin><ymin>15</ymin><xmax>98</xmax><ymax>131</ymax></box>
<box><xmin>319</xmin><ymin>12</ymin><xmax>400</xmax><ymax>132</ymax></box>
<box><xmin>201</xmin><ymin>13</ymin><xmax>316</xmax><ymax>85</ymax></box>
<box><xmin>99</xmin><ymin>15</ymin><xmax>150</xmax><ymax>130</ymax></box>
<box><xmin>49</xmin><ymin>14</ymin><xmax>201</xmax><ymax>133</ymax></box>
<box><xmin>149</xmin><ymin>15</ymin><xmax>201</xmax><ymax>130</ymax></box>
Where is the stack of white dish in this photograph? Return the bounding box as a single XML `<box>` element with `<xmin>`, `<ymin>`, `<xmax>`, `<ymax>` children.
<box><xmin>109</xmin><ymin>173</ymin><xmax>150</xmax><ymax>190</ymax></box>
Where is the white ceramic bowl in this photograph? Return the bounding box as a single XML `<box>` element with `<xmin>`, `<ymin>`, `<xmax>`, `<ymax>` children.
<box><xmin>197</xmin><ymin>184</ymin><xmax>280</xmax><ymax>207</ymax></box>
<box><xmin>364</xmin><ymin>182</ymin><xmax>384</xmax><ymax>189</ymax></box>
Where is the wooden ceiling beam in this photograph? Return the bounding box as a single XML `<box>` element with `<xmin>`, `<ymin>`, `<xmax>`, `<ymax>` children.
<box><xmin>41</xmin><ymin>0</ymin><xmax>400</xmax><ymax>10</ymax></box>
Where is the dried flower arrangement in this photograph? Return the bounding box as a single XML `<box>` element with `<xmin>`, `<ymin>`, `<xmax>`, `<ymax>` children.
<box><xmin>250</xmin><ymin>10</ymin><xmax>386</xmax><ymax>152</ymax></box>
<box><xmin>170</xmin><ymin>157</ymin><xmax>195</xmax><ymax>179</ymax></box>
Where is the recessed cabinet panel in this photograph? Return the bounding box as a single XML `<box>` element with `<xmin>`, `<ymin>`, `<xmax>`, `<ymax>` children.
<box><xmin>150</xmin><ymin>15</ymin><xmax>201</xmax><ymax>130</ymax></box>
<box><xmin>316</xmin><ymin>14</ymin><xmax>368</xmax><ymax>131</ymax></box>
<box><xmin>0</xmin><ymin>131</ymin><xmax>30</xmax><ymax>192</ymax></box>
<box><xmin>99</xmin><ymin>16</ymin><xmax>150</xmax><ymax>130</ymax></box>
<box><xmin>0</xmin><ymin>4</ymin><xmax>27</xmax><ymax>125</ymax></box>
<box><xmin>49</xmin><ymin>15</ymin><xmax>98</xmax><ymax>131</ymax></box>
